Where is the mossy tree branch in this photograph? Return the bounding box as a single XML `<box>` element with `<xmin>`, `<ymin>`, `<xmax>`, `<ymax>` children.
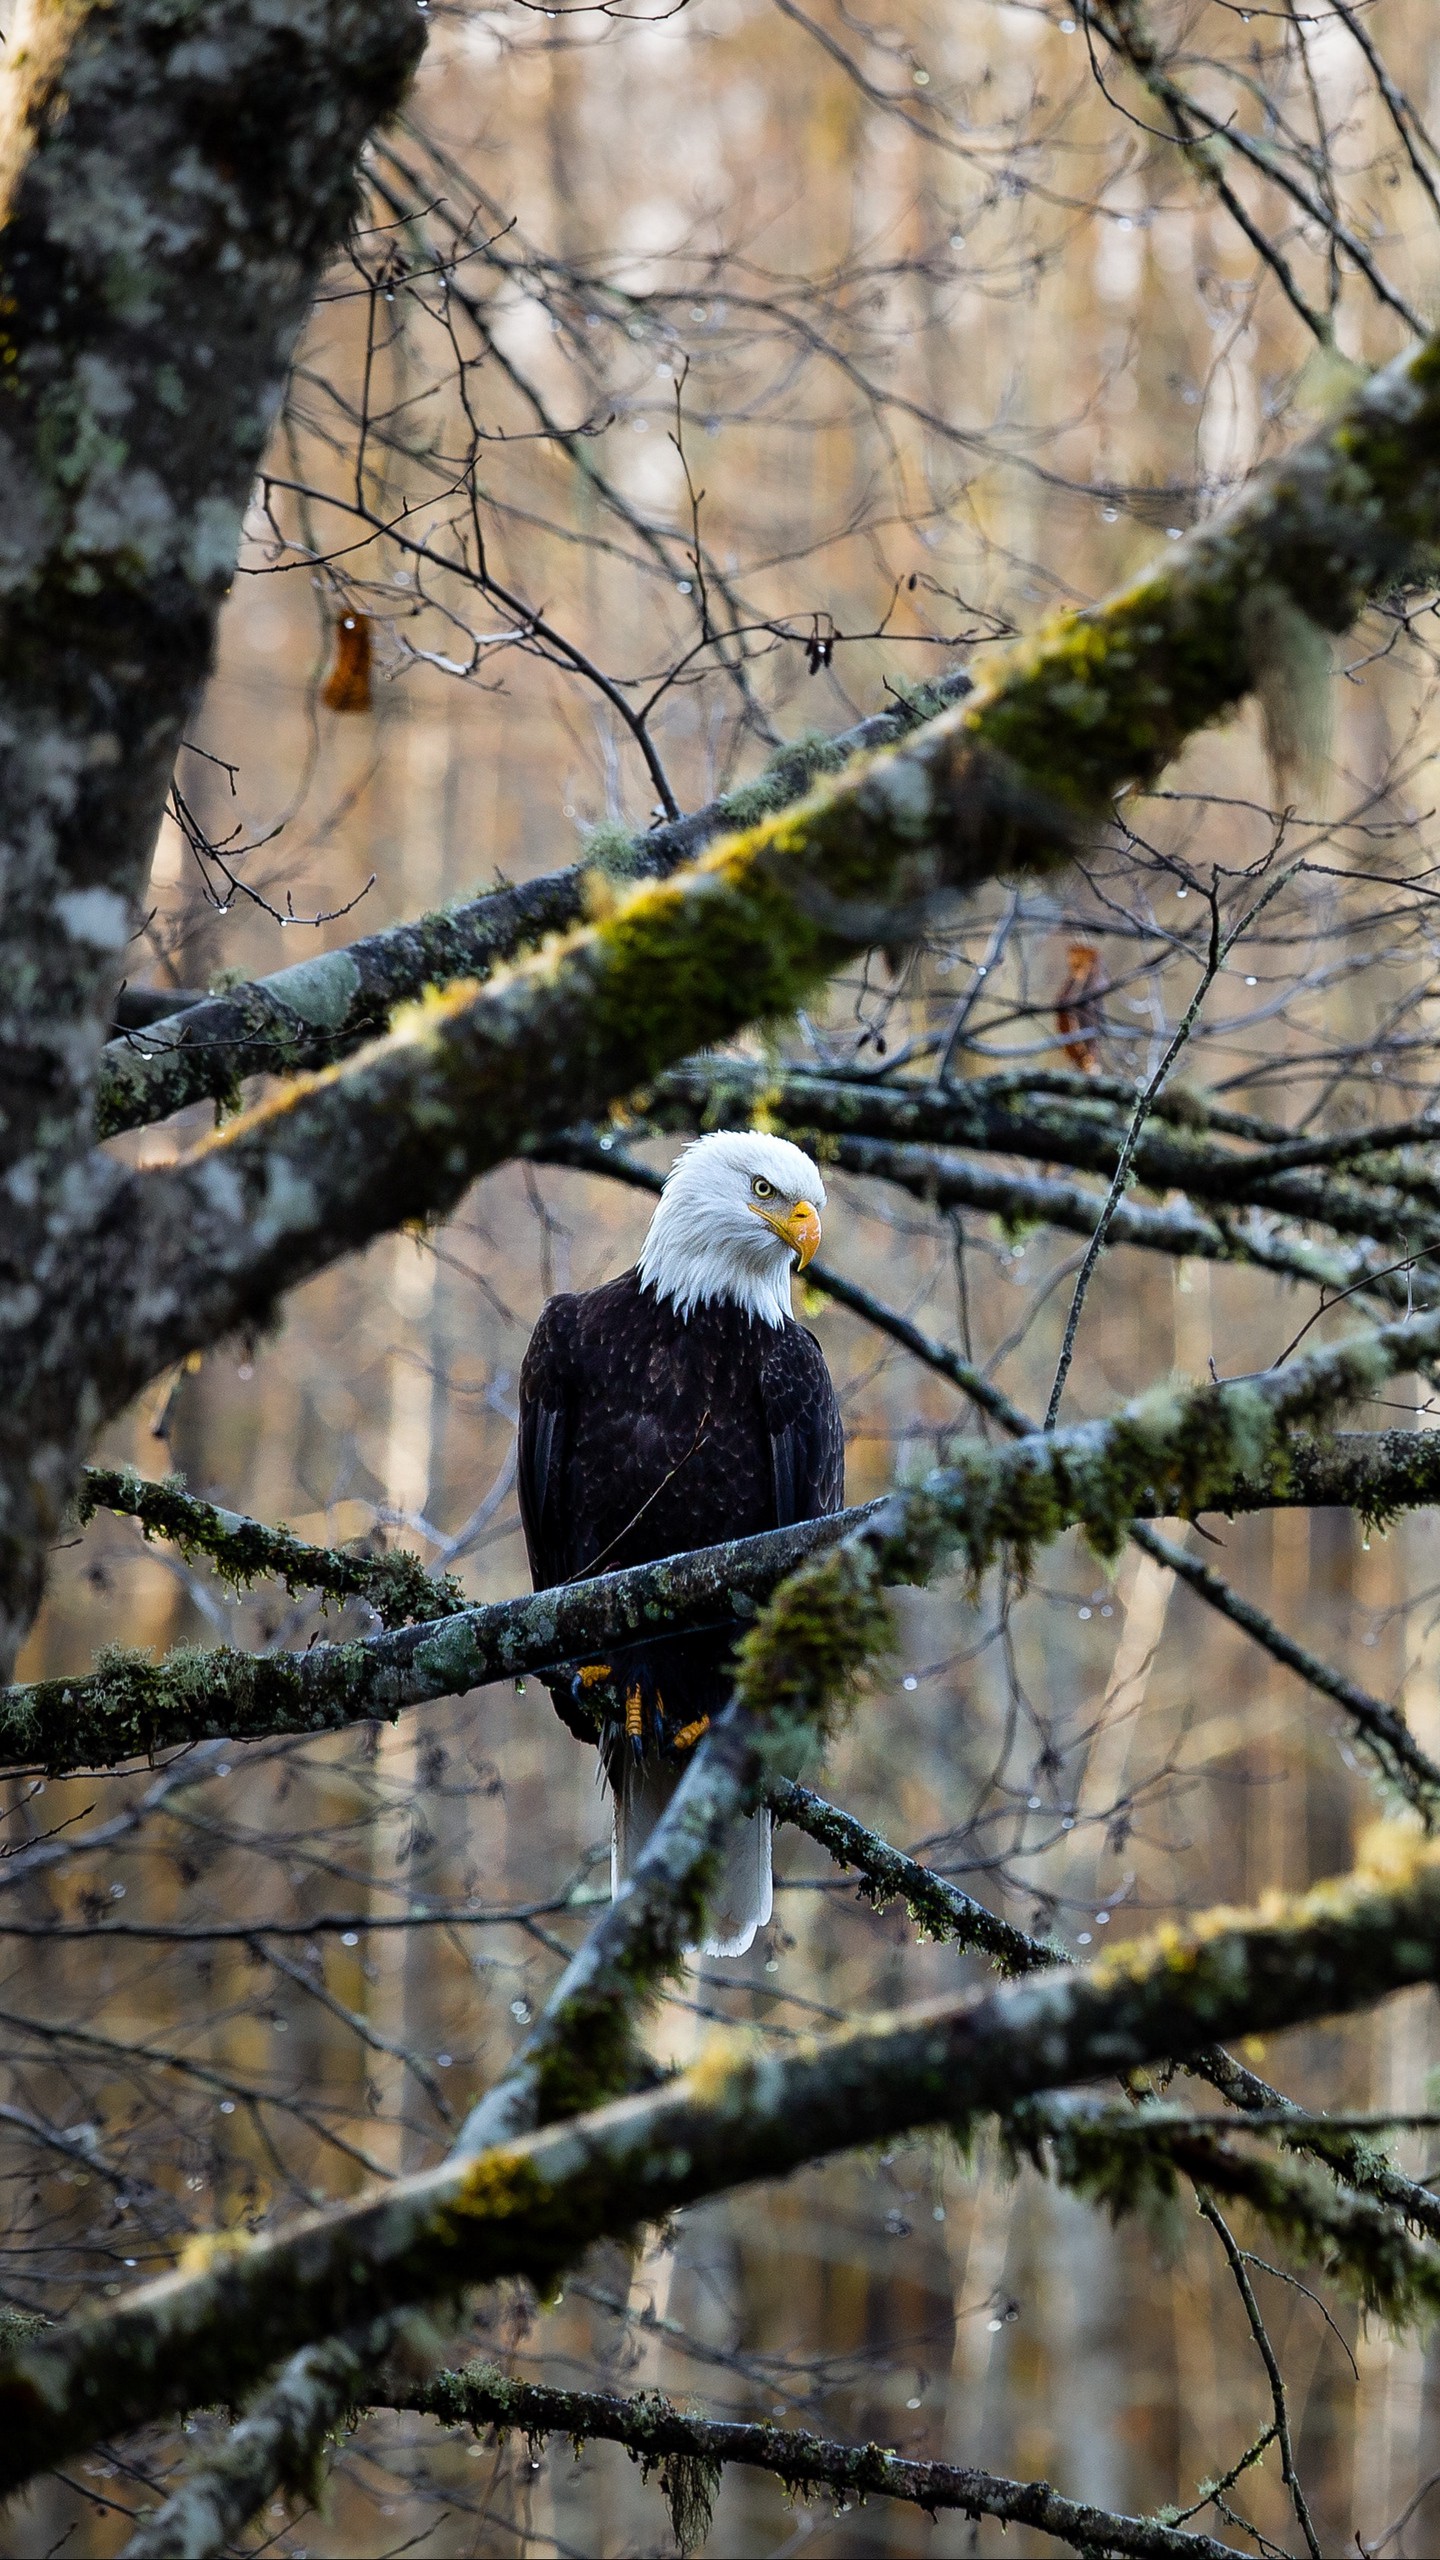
<box><xmin>125</xmin><ymin>1653</ymin><xmax>1440</xmax><ymax>2553</ymax></box>
<box><xmin>1</xmin><ymin>1509</ymin><xmax>869</xmax><ymax>1775</ymax></box>
<box><xmin>6</xmin><ymin>1836</ymin><xmax>1440</xmax><ymax>2492</ymax></box>
<box><xmin>77</xmin><ymin>1466</ymin><xmax>463</xmax><ymax>1631</ymax></box>
<box><xmin>94</xmin><ymin>681</ymin><xmax>974</xmax><ymax>1142</ymax></box>
<box><xmin>1009</xmin><ymin>2095</ymin><xmax>1440</xmax><ymax>2328</ymax></box>
<box><xmin>118</xmin><ymin>2329</ymin><xmax>380</xmax><ymax>2560</ymax></box>
<box><xmin>639</xmin><ymin>1063</ymin><xmax>1440</xmax><ymax>1270</ymax></box>
<box><xmin>383</xmin><ymin>2360</ymin><xmax>1247</xmax><ymax>2560</ymax></box>
<box><xmin>456</xmin><ymin>1704</ymin><xmax>764</xmax><ymax>2147</ymax></box>
<box><xmin>19</xmin><ymin>1406</ymin><xmax>1440</xmax><ymax>1781</ymax></box>
<box><xmin>772</xmin><ymin>1782</ymin><xmax>1440</xmax><ymax>2243</ymax></box>
<box><xmin>56</xmin><ymin>323</ymin><xmax>1440</xmax><ymax>1443</ymax></box>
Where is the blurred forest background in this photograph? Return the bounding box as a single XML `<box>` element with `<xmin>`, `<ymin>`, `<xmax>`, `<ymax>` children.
<box><xmin>9</xmin><ymin>0</ymin><xmax>1440</xmax><ymax>2549</ymax></box>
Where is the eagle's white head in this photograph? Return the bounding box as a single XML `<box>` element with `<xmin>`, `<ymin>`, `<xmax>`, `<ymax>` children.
<box><xmin>637</xmin><ymin>1129</ymin><xmax>826</xmax><ymax>1327</ymax></box>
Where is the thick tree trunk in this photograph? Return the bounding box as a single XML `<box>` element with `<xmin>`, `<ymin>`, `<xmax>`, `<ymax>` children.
<box><xmin>0</xmin><ymin>0</ymin><xmax>423</xmax><ymax>1678</ymax></box>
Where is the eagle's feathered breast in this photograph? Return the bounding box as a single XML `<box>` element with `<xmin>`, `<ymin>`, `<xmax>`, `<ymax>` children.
<box><xmin>517</xmin><ymin>1267</ymin><xmax>843</xmax><ymax>1731</ymax></box>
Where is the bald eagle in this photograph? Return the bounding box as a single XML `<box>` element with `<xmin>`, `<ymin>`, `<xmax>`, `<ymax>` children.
<box><xmin>517</xmin><ymin>1130</ymin><xmax>844</xmax><ymax>1955</ymax></box>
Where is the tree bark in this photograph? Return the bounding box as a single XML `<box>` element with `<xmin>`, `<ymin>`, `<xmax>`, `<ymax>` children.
<box><xmin>36</xmin><ymin>326</ymin><xmax>1440</xmax><ymax>1457</ymax></box>
<box><xmin>4</xmin><ymin>1836</ymin><xmax>1440</xmax><ymax>2492</ymax></box>
<box><xmin>18</xmin><ymin>1420</ymin><xmax>1440</xmax><ymax>1778</ymax></box>
<box><xmin>0</xmin><ymin>0</ymin><xmax>424</xmax><ymax>1680</ymax></box>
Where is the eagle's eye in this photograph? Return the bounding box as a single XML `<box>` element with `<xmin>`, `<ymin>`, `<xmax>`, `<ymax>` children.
<box><xmin>751</xmin><ymin>1176</ymin><xmax>775</xmax><ymax>1200</ymax></box>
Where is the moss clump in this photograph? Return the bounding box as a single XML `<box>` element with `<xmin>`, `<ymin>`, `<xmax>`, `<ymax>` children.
<box><xmin>883</xmin><ymin>672</ymin><xmax>973</xmax><ymax>726</ymax></box>
<box><xmin>579</xmin><ymin>819</ymin><xmax>647</xmax><ymax>880</ymax></box>
<box><xmin>529</xmin><ymin>1989</ymin><xmax>652</xmax><ymax>2126</ymax></box>
<box><xmin>76</xmin><ymin>1465</ymin><xmax>462</xmax><ymax>1629</ymax></box>
<box><xmin>446</xmin><ymin>2149</ymin><xmax>583</xmax><ymax>2287</ymax></box>
<box><xmin>1010</xmin><ymin>2097</ymin><xmax>1440</xmax><ymax>2328</ymax></box>
<box><xmin>734</xmin><ymin>1537</ymin><xmax>896</xmax><ymax>1776</ymax></box>
<box><xmin>655</xmin><ymin>2446</ymin><xmax>721</xmax><ymax>2555</ymax></box>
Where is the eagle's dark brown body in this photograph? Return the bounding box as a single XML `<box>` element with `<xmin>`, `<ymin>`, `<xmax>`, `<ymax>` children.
<box><xmin>516</xmin><ymin>1267</ymin><xmax>844</xmax><ymax>1944</ymax></box>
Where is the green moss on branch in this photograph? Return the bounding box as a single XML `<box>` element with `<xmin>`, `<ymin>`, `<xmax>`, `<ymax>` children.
<box><xmin>1011</xmin><ymin>2095</ymin><xmax>1440</xmax><ymax>2328</ymax></box>
<box><xmin>77</xmin><ymin>1465</ymin><xmax>461</xmax><ymax>1629</ymax></box>
<box><xmin>7</xmin><ymin>1835</ymin><xmax>1440</xmax><ymax>2492</ymax></box>
<box><xmin>16</xmin><ymin>1396</ymin><xmax>1440</xmax><ymax>1781</ymax></box>
<box><xmin>89</xmin><ymin>324</ymin><xmax>1440</xmax><ymax>1403</ymax></box>
<box><xmin>93</xmin><ymin>679</ymin><xmax>975</xmax><ymax>1141</ymax></box>
<box><xmin>395</xmin><ymin>2361</ymin><xmax>1241</xmax><ymax>2560</ymax></box>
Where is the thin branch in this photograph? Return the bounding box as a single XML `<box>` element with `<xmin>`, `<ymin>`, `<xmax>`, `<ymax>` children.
<box><xmin>1046</xmin><ymin>863</ymin><xmax>1297</xmax><ymax>1428</ymax></box>
<box><xmin>7</xmin><ymin>1838</ymin><xmax>1440</xmax><ymax>2491</ymax></box>
<box><xmin>383</xmin><ymin>2360</ymin><xmax>1248</xmax><ymax>2560</ymax></box>
<box><xmin>75</xmin><ymin>322</ymin><xmax>1440</xmax><ymax>1412</ymax></box>
<box><xmin>769</xmin><ymin>1776</ymin><xmax>1059</xmax><ymax>1972</ymax></box>
<box><xmin>1198</xmin><ymin>2199</ymin><xmax>1324</xmax><ymax>2560</ymax></box>
<box><xmin>1084</xmin><ymin>0</ymin><xmax>1329</xmax><ymax>341</ymax></box>
<box><xmin>1130</xmin><ymin>1519</ymin><xmax>1424</xmax><ymax>1803</ymax></box>
<box><xmin>1085</xmin><ymin>0</ymin><xmax>1424</xmax><ymax>336</ymax></box>
<box><xmin>77</xmin><ymin>1466</ymin><xmax>463</xmax><ymax>1629</ymax></box>
<box><xmin>95</xmin><ymin>681</ymin><xmax>972</xmax><ymax>1142</ymax></box>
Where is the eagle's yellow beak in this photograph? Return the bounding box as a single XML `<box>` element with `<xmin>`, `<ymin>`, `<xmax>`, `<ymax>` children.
<box><xmin>758</xmin><ymin>1199</ymin><xmax>822</xmax><ymax>1271</ymax></box>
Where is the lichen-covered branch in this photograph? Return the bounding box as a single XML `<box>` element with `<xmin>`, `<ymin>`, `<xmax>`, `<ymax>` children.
<box><xmin>64</xmin><ymin>322</ymin><xmax>1440</xmax><ymax>1429</ymax></box>
<box><xmin>78</xmin><ymin>1467</ymin><xmax>463</xmax><ymax>1631</ymax></box>
<box><xmin>1011</xmin><ymin>2094</ymin><xmax>1440</xmax><ymax>2328</ymax></box>
<box><xmin>384</xmin><ymin>2360</ymin><xmax>1245</xmax><ymax>2560</ymax></box>
<box><xmin>94</xmin><ymin>681</ymin><xmax>973</xmax><ymax>1141</ymax></box>
<box><xmin>770</xmin><ymin>1777</ymin><xmax>1061</xmax><ymax>1971</ymax></box>
<box><xmin>641</xmin><ymin>1063</ymin><xmax>1440</xmax><ymax>1268</ymax></box>
<box><xmin>17</xmin><ymin>1407</ymin><xmax>1440</xmax><ymax>1780</ymax></box>
<box><xmin>118</xmin><ymin>2329</ymin><xmax>376</xmax><ymax>2560</ymax></box>
<box><xmin>5</xmin><ymin>1835</ymin><xmax>1440</xmax><ymax>2492</ymax></box>
<box><xmin>772</xmin><ymin>1783</ymin><xmax>1440</xmax><ymax>2241</ymax></box>
<box><xmin>0</xmin><ymin>1510</ymin><xmax>870</xmax><ymax>1775</ymax></box>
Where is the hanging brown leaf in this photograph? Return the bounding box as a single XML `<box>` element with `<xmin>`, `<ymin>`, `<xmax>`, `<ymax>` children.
<box><xmin>321</xmin><ymin>610</ymin><xmax>372</xmax><ymax>713</ymax></box>
<box><xmin>1056</xmin><ymin>938</ymin><xmax>1103</xmax><ymax>1073</ymax></box>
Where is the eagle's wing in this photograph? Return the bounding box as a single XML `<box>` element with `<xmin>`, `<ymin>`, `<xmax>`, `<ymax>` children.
<box><xmin>516</xmin><ymin>1292</ymin><xmax>579</xmax><ymax>1590</ymax></box>
<box><xmin>761</xmin><ymin>1320</ymin><xmax>845</xmax><ymax>1528</ymax></box>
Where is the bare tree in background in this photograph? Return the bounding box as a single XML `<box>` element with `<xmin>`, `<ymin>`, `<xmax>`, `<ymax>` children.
<box><xmin>12</xmin><ymin>0</ymin><xmax>1440</xmax><ymax>2552</ymax></box>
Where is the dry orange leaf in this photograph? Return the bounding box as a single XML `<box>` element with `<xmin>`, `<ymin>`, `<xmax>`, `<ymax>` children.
<box><xmin>321</xmin><ymin>610</ymin><xmax>372</xmax><ymax>713</ymax></box>
<box><xmin>1056</xmin><ymin>939</ymin><xmax>1103</xmax><ymax>1073</ymax></box>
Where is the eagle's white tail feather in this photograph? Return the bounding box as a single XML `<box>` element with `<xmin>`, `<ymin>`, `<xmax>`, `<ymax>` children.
<box><xmin>612</xmin><ymin>1759</ymin><xmax>772</xmax><ymax>1958</ymax></box>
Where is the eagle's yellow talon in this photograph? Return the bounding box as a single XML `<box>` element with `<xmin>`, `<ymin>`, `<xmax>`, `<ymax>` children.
<box><xmin>671</xmin><ymin>1716</ymin><xmax>710</xmax><ymax>1752</ymax></box>
<box><xmin>624</xmin><ymin>1683</ymin><xmax>644</xmax><ymax>1751</ymax></box>
<box><xmin>576</xmin><ymin>1662</ymin><xmax>614</xmax><ymax>1688</ymax></box>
